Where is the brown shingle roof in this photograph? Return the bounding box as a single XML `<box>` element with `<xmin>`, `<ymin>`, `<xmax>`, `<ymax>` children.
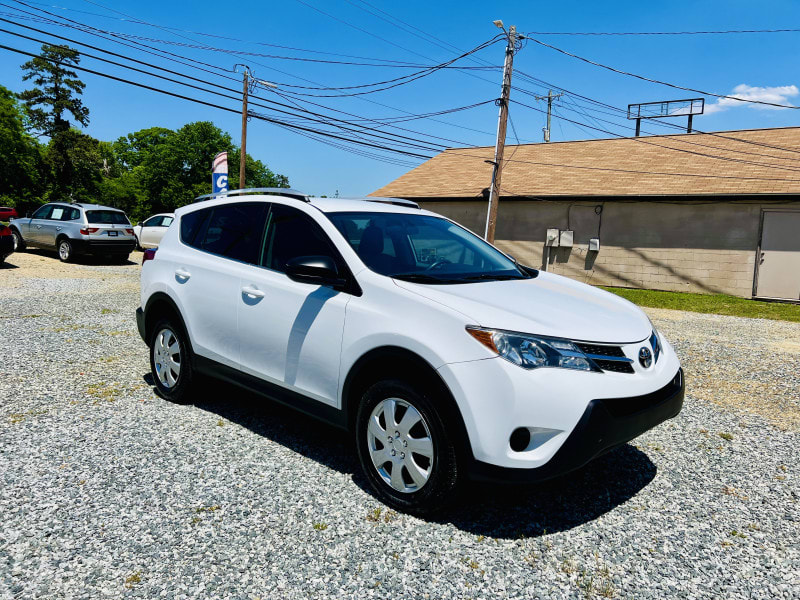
<box><xmin>370</xmin><ymin>127</ymin><xmax>800</xmax><ymax>198</ymax></box>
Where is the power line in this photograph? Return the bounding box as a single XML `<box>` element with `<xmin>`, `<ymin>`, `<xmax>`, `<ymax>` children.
<box><xmin>525</xmin><ymin>28</ymin><xmax>800</xmax><ymax>36</ymax></box>
<box><xmin>525</xmin><ymin>35</ymin><xmax>800</xmax><ymax>110</ymax></box>
<box><xmin>511</xmin><ymin>98</ymin><xmax>800</xmax><ymax>173</ymax></box>
<box><xmin>0</xmin><ymin>42</ymin><xmax>436</xmax><ymax>161</ymax></box>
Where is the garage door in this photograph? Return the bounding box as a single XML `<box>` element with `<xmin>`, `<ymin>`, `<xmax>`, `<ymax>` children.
<box><xmin>756</xmin><ymin>211</ymin><xmax>800</xmax><ymax>301</ymax></box>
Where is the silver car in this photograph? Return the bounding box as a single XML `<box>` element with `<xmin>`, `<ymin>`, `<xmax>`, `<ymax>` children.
<box><xmin>9</xmin><ymin>202</ymin><xmax>137</xmax><ymax>263</ymax></box>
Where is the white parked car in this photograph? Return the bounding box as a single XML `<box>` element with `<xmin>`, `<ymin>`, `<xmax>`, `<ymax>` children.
<box><xmin>136</xmin><ymin>189</ymin><xmax>684</xmax><ymax>514</ymax></box>
<box><xmin>133</xmin><ymin>213</ymin><xmax>174</xmax><ymax>249</ymax></box>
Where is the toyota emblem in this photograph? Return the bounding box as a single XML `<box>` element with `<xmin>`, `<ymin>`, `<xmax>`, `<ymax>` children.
<box><xmin>638</xmin><ymin>347</ymin><xmax>653</xmax><ymax>368</ymax></box>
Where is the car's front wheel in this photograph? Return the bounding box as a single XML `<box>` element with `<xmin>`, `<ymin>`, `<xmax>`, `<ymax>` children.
<box><xmin>355</xmin><ymin>379</ymin><xmax>460</xmax><ymax>515</ymax></box>
<box><xmin>11</xmin><ymin>229</ymin><xmax>25</xmax><ymax>252</ymax></box>
<box><xmin>149</xmin><ymin>318</ymin><xmax>195</xmax><ymax>404</ymax></box>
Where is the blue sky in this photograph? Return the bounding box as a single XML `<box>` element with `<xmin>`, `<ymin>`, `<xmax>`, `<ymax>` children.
<box><xmin>1</xmin><ymin>0</ymin><xmax>799</xmax><ymax>196</ymax></box>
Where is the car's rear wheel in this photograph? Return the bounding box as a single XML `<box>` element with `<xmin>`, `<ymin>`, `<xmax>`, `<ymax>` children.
<box><xmin>355</xmin><ymin>379</ymin><xmax>460</xmax><ymax>515</ymax></box>
<box><xmin>149</xmin><ymin>318</ymin><xmax>194</xmax><ymax>404</ymax></box>
<box><xmin>11</xmin><ymin>229</ymin><xmax>25</xmax><ymax>252</ymax></box>
<box><xmin>57</xmin><ymin>238</ymin><xmax>73</xmax><ymax>262</ymax></box>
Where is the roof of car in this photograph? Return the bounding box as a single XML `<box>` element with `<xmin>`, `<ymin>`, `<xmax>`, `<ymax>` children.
<box><xmin>177</xmin><ymin>194</ymin><xmax>431</xmax><ymax>217</ymax></box>
<box><xmin>49</xmin><ymin>201</ymin><xmax>125</xmax><ymax>212</ymax></box>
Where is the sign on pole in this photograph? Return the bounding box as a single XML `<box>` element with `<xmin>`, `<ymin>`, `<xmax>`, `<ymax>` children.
<box><xmin>212</xmin><ymin>151</ymin><xmax>228</xmax><ymax>194</ymax></box>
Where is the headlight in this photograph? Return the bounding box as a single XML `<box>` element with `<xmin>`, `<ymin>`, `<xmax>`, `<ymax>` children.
<box><xmin>466</xmin><ymin>326</ymin><xmax>599</xmax><ymax>372</ymax></box>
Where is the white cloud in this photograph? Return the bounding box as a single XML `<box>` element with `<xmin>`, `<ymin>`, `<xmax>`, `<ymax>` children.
<box><xmin>704</xmin><ymin>84</ymin><xmax>799</xmax><ymax>114</ymax></box>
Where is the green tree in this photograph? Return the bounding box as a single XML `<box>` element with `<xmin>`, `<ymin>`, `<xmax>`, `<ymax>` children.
<box><xmin>19</xmin><ymin>44</ymin><xmax>95</xmax><ymax>199</ymax></box>
<box><xmin>105</xmin><ymin>121</ymin><xmax>288</xmax><ymax>219</ymax></box>
<box><xmin>18</xmin><ymin>44</ymin><xmax>89</xmax><ymax>137</ymax></box>
<box><xmin>0</xmin><ymin>84</ymin><xmax>43</xmax><ymax>204</ymax></box>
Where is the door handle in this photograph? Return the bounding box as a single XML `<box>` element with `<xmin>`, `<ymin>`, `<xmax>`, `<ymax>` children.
<box><xmin>36</xmin><ymin>225</ymin><xmax>42</xmax><ymax>229</ymax></box>
<box><xmin>56</xmin><ymin>227</ymin><xmax>62</xmax><ymax>231</ymax></box>
<box><xmin>241</xmin><ymin>285</ymin><xmax>265</xmax><ymax>299</ymax></box>
<box><xmin>175</xmin><ymin>269</ymin><xmax>191</xmax><ymax>280</ymax></box>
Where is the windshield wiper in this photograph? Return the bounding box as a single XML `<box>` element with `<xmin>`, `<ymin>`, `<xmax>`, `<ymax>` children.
<box><xmin>459</xmin><ymin>273</ymin><xmax>525</xmax><ymax>281</ymax></box>
<box><xmin>391</xmin><ymin>273</ymin><xmax>460</xmax><ymax>284</ymax></box>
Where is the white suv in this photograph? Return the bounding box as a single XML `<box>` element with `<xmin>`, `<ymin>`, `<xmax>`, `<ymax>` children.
<box><xmin>136</xmin><ymin>189</ymin><xmax>684</xmax><ymax>513</ymax></box>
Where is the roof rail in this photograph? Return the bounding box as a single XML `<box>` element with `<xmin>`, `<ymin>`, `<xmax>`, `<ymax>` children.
<box><xmin>194</xmin><ymin>187</ymin><xmax>310</xmax><ymax>203</ymax></box>
<box><xmin>363</xmin><ymin>197</ymin><xmax>420</xmax><ymax>209</ymax></box>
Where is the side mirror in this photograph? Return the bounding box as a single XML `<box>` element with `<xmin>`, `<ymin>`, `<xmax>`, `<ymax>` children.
<box><xmin>285</xmin><ymin>255</ymin><xmax>346</xmax><ymax>289</ymax></box>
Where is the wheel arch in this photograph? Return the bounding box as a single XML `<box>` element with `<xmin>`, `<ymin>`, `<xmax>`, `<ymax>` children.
<box><xmin>143</xmin><ymin>292</ymin><xmax>194</xmax><ymax>357</ymax></box>
<box><xmin>341</xmin><ymin>346</ymin><xmax>474</xmax><ymax>461</ymax></box>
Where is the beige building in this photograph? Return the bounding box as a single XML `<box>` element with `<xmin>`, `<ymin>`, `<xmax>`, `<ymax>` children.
<box><xmin>371</xmin><ymin>127</ymin><xmax>800</xmax><ymax>301</ymax></box>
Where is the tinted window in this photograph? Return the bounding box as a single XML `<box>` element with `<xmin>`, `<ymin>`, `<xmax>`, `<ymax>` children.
<box><xmin>31</xmin><ymin>205</ymin><xmax>51</xmax><ymax>219</ymax></box>
<box><xmin>180</xmin><ymin>208</ymin><xmax>211</xmax><ymax>249</ymax></box>
<box><xmin>143</xmin><ymin>216</ymin><xmax>162</xmax><ymax>227</ymax></box>
<box><xmin>63</xmin><ymin>207</ymin><xmax>80</xmax><ymax>221</ymax></box>
<box><xmin>201</xmin><ymin>202</ymin><xmax>267</xmax><ymax>264</ymax></box>
<box><xmin>86</xmin><ymin>210</ymin><xmax>129</xmax><ymax>225</ymax></box>
<box><xmin>261</xmin><ymin>204</ymin><xmax>341</xmax><ymax>273</ymax></box>
<box><xmin>327</xmin><ymin>212</ymin><xmax>528</xmax><ymax>284</ymax></box>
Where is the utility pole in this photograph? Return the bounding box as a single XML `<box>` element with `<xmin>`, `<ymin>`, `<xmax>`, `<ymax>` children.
<box><xmin>534</xmin><ymin>89</ymin><xmax>563</xmax><ymax>142</ymax></box>
<box><xmin>239</xmin><ymin>67</ymin><xmax>249</xmax><ymax>189</ymax></box>
<box><xmin>484</xmin><ymin>21</ymin><xmax>517</xmax><ymax>244</ymax></box>
<box><xmin>234</xmin><ymin>64</ymin><xmax>277</xmax><ymax>190</ymax></box>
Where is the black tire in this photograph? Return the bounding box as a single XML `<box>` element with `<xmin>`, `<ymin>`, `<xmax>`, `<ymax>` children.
<box><xmin>11</xmin><ymin>229</ymin><xmax>25</xmax><ymax>252</ymax></box>
<box><xmin>355</xmin><ymin>379</ymin><xmax>460</xmax><ymax>515</ymax></box>
<box><xmin>57</xmin><ymin>238</ymin><xmax>73</xmax><ymax>262</ymax></box>
<box><xmin>148</xmin><ymin>317</ymin><xmax>195</xmax><ymax>404</ymax></box>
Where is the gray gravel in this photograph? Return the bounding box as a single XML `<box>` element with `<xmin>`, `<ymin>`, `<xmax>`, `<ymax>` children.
<box><xmin>1</xmin><ymin>251</ymin><xmax>798</xmax><ymax>599</ymax></box>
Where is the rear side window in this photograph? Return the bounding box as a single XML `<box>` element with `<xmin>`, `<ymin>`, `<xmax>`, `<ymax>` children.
<box><xmin>261</xmin><ymin>204</ymin><xmax>342</xmax><ymax>273</ymax></box>
<box><xmin>200</xmin><ymin>202</ymin><xmax>268</xmax><ymax>264</ymax></box>
<box><xmin>63</xmin><ymin>207</ymin><xmax>80</xmax><ymax>221</ymax></box>
<box><xmin>86</xmin><ymin>210</ymin><xmax>129</xmax><ymax>225</ymax></box>
<box><xmin>180</xmin><ymin>208</ymin><xmax>211</xmax><ymax>249</ymax></box>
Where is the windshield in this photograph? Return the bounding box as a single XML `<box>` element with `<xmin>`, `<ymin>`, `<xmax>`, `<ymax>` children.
<box><xmin>86</xmin><ymin>210</ymin><xmax>130</xmax><ymax>225</ymax></box>
<box><xmin>327</xmin><ymin>212</ymin><xmax>532</xmax><ymax>284</ymax></box>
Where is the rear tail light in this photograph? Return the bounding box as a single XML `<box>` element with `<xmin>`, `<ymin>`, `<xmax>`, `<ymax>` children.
<box><xmin>125</xmin><ymin>228</ymin><xmax>134</xmax><ymax>235</ymax></box>
<box><xmin>80</xmin><ymin>227</ymin><xmax>99</xmax><ymax>235</ymax></box>
<box><xmin>0</xmin><ymin>227</ymin><xmax>10</xmax><ymax>237</ymax></box>
<box><xmin>142</xmin><ymin>248</ymin><xmax>157</xmax><ymax>265</ymax></box>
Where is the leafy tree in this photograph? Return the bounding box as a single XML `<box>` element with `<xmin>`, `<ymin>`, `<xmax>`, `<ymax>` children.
<box><xmin>104</xmin><ymin>121</ymin><xmax>288</xmax><ymax>219</ymax></box>
<box><xmin>19</xmin><ymin>44</ymin><xmax>94</xmax><ymax>198</ymax></box>
<box><xmin>0</xmin><ymin>84</ymin><xmax>43</xmax><ymax>204</ymax></box>
<box><xmin>42</xmin><ymin>129</ymin><xmax>102</xmax><ymax>202</ymax></box>
<box><xmin>18</xmin><ymin>44</ymin><xmax>89</xmax><ymax>137</ymax></box>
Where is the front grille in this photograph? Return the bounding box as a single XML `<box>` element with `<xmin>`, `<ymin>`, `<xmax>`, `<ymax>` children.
<box><xmin>593</xmin><ymin>359</ymin><xmax>635</xmax><ymax>374</ymax></box>
<box><xmin>576</xmin><ymin>343</ymin><xmax>626</xmax><ymax>358</ymax></box>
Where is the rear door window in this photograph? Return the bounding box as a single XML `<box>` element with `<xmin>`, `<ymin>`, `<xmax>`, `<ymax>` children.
<box><xmin>200</xmin><ymin>202</ymin><xmax>268</xmax><ymax>264</ymax></box>
<box><xmin>49</xmin><ymin>206</ymin><xmax>65</xmax><ymax>221</ymax></box>
<box><xmin>180</xmin><ymin>208</ymin><xmax>211</xmax><ymax>249</ymax></box>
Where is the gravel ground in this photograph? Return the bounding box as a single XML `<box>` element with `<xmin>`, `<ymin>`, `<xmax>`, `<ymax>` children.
<box><xmin>1</xmin><ymin>250</ymin><xmax>798</xmax><ymax>599</ymax></box>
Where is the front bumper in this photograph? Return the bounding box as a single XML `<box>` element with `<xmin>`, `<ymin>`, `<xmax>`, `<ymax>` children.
<box><xmin>72</xmin><ymin>238</ymin><xmax>136</xmax><ymax>255</ymax></box>
<box><xmin>469</xmin><ymin>368</ymin><xmax>684</xmax><ymax>483</ymax></box>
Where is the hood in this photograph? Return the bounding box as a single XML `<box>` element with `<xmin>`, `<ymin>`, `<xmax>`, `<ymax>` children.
<box><xmin>394</xmin><ymin>271</ymin><xmax>651</xmax><ymax>344</ymax></box>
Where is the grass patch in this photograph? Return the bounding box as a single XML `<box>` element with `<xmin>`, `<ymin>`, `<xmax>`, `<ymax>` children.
<box><xmin>312</xmin><ymin>522</ymin><xmax>328</xmax><ymax>531</ymax></box>
<box><xmin>601</xmin><ymin>287</ymin><xmax>800</xmax><ymax>322</ymax></box>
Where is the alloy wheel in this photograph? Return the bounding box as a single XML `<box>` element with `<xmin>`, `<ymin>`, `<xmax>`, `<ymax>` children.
<box><xmin>58</xmin><ymin>241</ymin><xmax>70</xmax><ymax>261</ymax></box>
<box><xmin>153</xmin><ymin>328</ymin><xmax>181</xmax><ymax>388</ymax></box>
<box><xmin>366</xmin><ymin>397</ymin><xmax>434</xmax><ymax>493</ymax></box>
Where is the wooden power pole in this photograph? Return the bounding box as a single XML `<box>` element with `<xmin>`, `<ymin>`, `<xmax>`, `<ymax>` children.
<box><xmin>534</xmin><ymin>89</ymin><xmax>564</xmax><ymax>142</ymax></box>
<box><xmin>484</xmin><ymin>24</ymin><xmax>517</xmax><ymax>244</ymax></box>
<box><xmin>239</xmin><ymin>68</ymin><xmax>249</xmax><ymax>189</ymax></box>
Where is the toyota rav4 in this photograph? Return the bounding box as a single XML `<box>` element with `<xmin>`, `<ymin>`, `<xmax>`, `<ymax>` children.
<box><xmin>136</xmin><ymin>188</ymin><xmax>684</xmax><ymax>513</ymax></box>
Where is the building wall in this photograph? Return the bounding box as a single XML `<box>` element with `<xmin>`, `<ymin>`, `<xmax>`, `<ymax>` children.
<box><xmin>419</xmin><ymin>199</ymin><xmax>798</xmax><ymax>297</ymax></box>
